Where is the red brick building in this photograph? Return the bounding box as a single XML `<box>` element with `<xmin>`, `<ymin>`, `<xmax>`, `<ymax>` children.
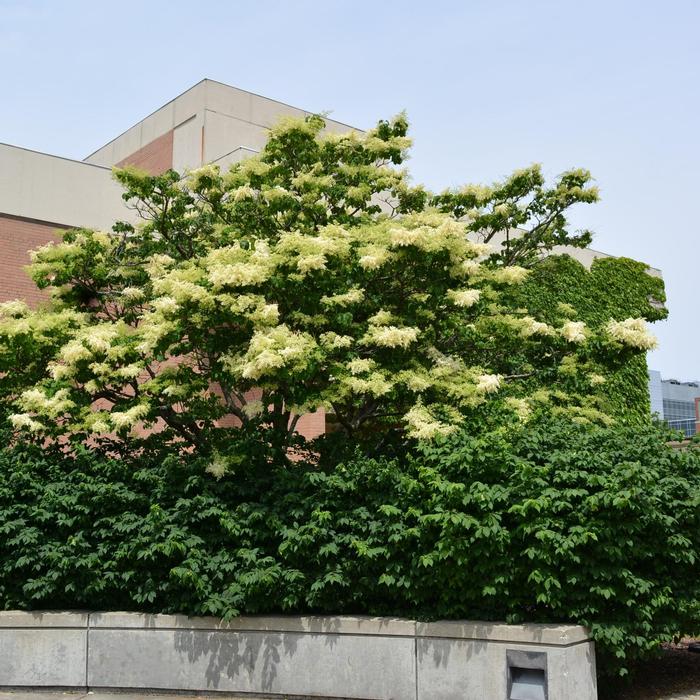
<box><xmin>0</xmin><ymin>80</ymin><xmax>361</xmax><ymax>439</ymax></box>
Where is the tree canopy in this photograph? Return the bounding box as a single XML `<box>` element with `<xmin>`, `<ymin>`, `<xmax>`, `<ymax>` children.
<box><xmin>0</xmin><ymin>114</ymin><xmax>658</xmax><ymax>455</ymax></box>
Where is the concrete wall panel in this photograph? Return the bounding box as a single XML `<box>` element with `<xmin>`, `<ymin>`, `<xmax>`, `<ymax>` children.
<box><xmin>251</xmin><ymin>94</ymin><xmax>307</xmax><ymax>128</ymax></box>
<box><xmin>172</xmin><ymin>114</ymin><xmax>203</xmax><ymax>173</ymax></box>
<box><xmin>173</xmin><ymin>80</ymin><xmax>205</xmax><ymax>126</ymax></box>
<box><xmin>108</xmin><ymin>124</ymin><xmax>142</xmax><ymax>168</ymax></box>
<box><xmin>416</xmin><ymin>639</ymin><xmax>597</xmax><ymax>700</ymax></box>
<box><xmin>0</xmin><ymin>145</ymin><xmax>133</xmax><ymax>230</ymax></box>
<box><xmin>204</xmin><ymin>80</ymin><xmax>253</xmax><ymax>122</ymax></box>
<box><xmin>203</xmin><ymin>110</ymin><xmax>267</xmax><ymax>164</ymax></box>
<box><xmin>140</xmin><ymin>103</ymin><xmax>175</xmax><ymax>147</ymax></box>
<box><xmin>0</xmin><ymin>612</ymin><xmax>596</xmax><ymax>699</ymax></box>
<box><xmin>0</xmin><ymin>612</ymin><xmax>88</xmax><ymax>688</ymax></box>
<box><xmin>88</xmin><ymin>627</ymin><xmax>416</xmax><ymax>699</ymax></box>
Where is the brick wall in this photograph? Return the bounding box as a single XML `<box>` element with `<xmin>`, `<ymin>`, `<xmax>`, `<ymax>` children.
<box><xmin>0</xmin><ymin>212</ymin><xmax>326</xmax><ymax>440</ymax></box>
<box><xmin>0</xmin><ymin>214</ymin><xmax>65</xmax><ymax>305</ymax></box>
<box><xmin>116</xmin><ymin>130</ymin><xmax>174</xmax><ymax>175</ymax></box>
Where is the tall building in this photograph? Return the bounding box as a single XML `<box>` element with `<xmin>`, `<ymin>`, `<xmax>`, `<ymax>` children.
<box><xmin>648</xmin><ymin>370</ymin><xmax>700</xmax><ymax>436</ymax></box>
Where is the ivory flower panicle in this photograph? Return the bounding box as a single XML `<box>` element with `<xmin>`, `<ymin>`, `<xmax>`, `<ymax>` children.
<box><xmin>605</xmin><ymin>318</ymin><xmax>657</xmax><ymax>350</ymax></box>
<box><xmin>404</xmin><ymin>404</ymin><xmax>456</xmax><ymax>440</ymax></box>
<box><xmin>492</xmin><ymin>266</ymin><xmax>529</xmax><ymax>284</ymax></box>
<box><xmin>561</xmin><ymin>321</ymin><xmax>587</xmax><ymax>344</ymax></box>
<box><xmin>362</xmin><ymin>325</ymin><xmax>419</xmax><ymax>349</ymax></box>
<box><xmin>476</xmin><ymin>373</ymin><xmax>502</xmax><ymax>394</ymax></box>
<box><xmin>521</xmin><ymin>316</ymin><xmax>552</xmax><ymax>337</ymax></box>
<box><xmin>448</xmin><ymin>289</ymin><xmax>481</xmax><ymax>308</ymax></box>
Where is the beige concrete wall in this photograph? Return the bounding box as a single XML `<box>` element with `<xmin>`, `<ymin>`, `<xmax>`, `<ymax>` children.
<box><xmin>172</xmin><ymin>114</ymin><xmax>204</xmax><ymax>172</ymax></box>
<box><xmin>0</xmin><ymin>611</ymin><xmax>598</xmax><ymax>699</ymax></box>
<box><xmin>0</xmin><ymin>144</ymin><xmax>132</xmax><ymax>230</ymax></box>
<box><xmin>203</xmin><ymin>109</ymin><xmax>268</xmax><ymax>164</ymax></box>
<box><xmin>85</xmin><ymin>81</ymin><xmax>205</xmax><ymax>168</ymax></box>
<box><xmin>85</xmin><ymin>79</ymin><xmax>360</xmax><ymax>176</ymax></box>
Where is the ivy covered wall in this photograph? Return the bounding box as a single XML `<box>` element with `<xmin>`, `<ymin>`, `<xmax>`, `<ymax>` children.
<box><xmin>516</xmin><ymin>255</ymin><xmax>667</xmax><ymax>422</ymax></box>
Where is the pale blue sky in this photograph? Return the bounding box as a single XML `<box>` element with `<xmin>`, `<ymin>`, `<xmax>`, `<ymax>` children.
<box><xmin>1</xmin><ymin>0</ymin><xmax>698</xmax><ymax>378</ymax></box>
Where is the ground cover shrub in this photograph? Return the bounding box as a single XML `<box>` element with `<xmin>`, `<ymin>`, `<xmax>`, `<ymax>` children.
<box><xmin>1</xmin><ymin>416</ymin><xmax>698</xmax><ymax>676</ymax></box>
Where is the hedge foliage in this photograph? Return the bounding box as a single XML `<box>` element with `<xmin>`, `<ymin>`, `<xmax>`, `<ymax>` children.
<box><xmin>1</xmin><ymin>415</ymin><xmax>698</xmax><ymax>675</ymax></box>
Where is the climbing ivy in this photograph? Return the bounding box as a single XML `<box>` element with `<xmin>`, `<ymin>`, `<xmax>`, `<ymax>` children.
<box><xmin>516</xmin><ymin>255</ymin><xmax>666</xmax><ymax>421</ymax></box>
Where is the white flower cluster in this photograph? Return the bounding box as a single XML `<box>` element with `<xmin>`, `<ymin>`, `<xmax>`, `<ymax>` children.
<box><xmin>17</xmin><ymin>387</ymin><xmax>75</xmax><ymax>418</ymax></box>
<box><xmin>321</xmin><ymin>288</ymin><xmax>365</xmax><ymax>307</ymax></box>
<box><xmin>404</xmin><ymin>404</ymin><xmax>456</xmax><ymax>440</ymax></box>
<box><xmin>111</xmin><ymin>403</ymin><xmax>150</xmax><ymax>431</ymax></box>
<box><xmin>121</xmin><ymin>287</ymin><xmax>146</xmax><ymax>302</ymax></box>
<box><xmin>358</xmin><ymin>245</ymin><xmax>391</xmax><ymax>270</ymax></box>
<box><xmin>154</xmin><ymin>266</ymin><xmax>214</xmax><ymax>307</ymax></box>
<box><xmin>242</xmin><ymin>399</ymin><xmax>265</xmax><ymax>418</ymax></box>
<box><xmin>232</xmin><ymin>185</ymin><xmax>256</xmax><ymax>202</ymax></box>
<box><xmin>506</xmin><ymin>397</ymin><xmax>531</xmax><ymax>422</ymax></box>
<box><xmin>276</xmin><ymin>229</ymin><xmax>350</xmax><ymax>277</ymax></box>
<box><xmin>448</xmin><ymin>289</ymin><xmax>481</xmax><ymax>308</ymax></box>
<box><xmin>367</xmin><ymin>310</ymin><xmax>393</xmax><ymax>326</ymax></box>
<box><xmin>227</xmin><ymin>325</ymin><xmax>317</xmax><ymax>380</ymax></box>
<box><xmin>460</xmin><ymin>259</ymin><xmax>483</xmax><ymax>277</ymax></box>
<box><xmin>9</xmin><ymin>413</ymin><xmax>44</xmax><ymax>433</ymax></box>
<box><xmin>561</xmin><ymin>321</ymin><xmax>587</xmax><ymax>343</ymax></box>
<box><xmin>466</xmin><ymin>241</ymin><xmax>494</xmax><ymax>258</ymax></box>
<box><xmin>390</xmin><ymin>227</ymin><xmax>421</xmax><ymax>248</ymax></box>
<box><xmin>521</xmin><ymin>316</ymin><xmax>552</xmax><ymax>337</ymax></box>
<box><xmin>0</xmin><ymin>300</ymin><xmax>29</xmax><ymax>318</ymax></box>
<box><xmin>491</xmin><ymin>266</ymin><xmax>529</xmax><ymax>284</ymax></box>
<box><xmin>605</xmin><ymin>317</ymin><xmax>657</xmax><ymax>350</ymax></box>
<box><xmin>320</xmin><ymin>332</ymin><xmax>354</xmax><ymax>350</ymax></box>
<box><xmin>344</xmin><ymin>372</ymin><xmax>393</xmax><ymax>397</ymax></box>
<box><xmin>206</xmin><ymin>451</ymin><xmax>229</xmax><ymax>479</ymax></box>
<box><xmin>187</xmin><ymin>164</ymin><xmax>220</xmax><ymax>190</ymax></box>
<box><xmin>476</xmin><ymin>373</ymin><xmax>502</xmax><ymax>394</ymax></box>
<box><xmin>347</xmin><ymin>358</ymin><xmax>374</xmax><ymax>375</ymax></box>
<box><xmin>207</xmin><ymin>242</ymin><xmax>274</xmax><ymax>289</ymax></box>
<box><xmin>362</xmin><ymin>325</ymin><xmax>420</xmax><ymax>349</ymax></box>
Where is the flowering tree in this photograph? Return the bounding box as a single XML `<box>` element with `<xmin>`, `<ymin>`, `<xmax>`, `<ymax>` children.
<box><xmin>0</xmin><ymin>115</ymin><xmax>657</xmax><ymax>453</ymax></box>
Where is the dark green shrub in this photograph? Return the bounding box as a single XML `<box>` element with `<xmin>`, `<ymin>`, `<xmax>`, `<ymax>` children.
<box><xmin>1</xmin><ymin>417</ymin><xmax>698</xmax><ymax>676</ymax></box>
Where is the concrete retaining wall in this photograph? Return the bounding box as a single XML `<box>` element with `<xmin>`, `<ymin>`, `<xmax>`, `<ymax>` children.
<box><xmin>0</xmin><ymin>611</ymin><xmax>597</xmax><ymax>699</ymax></box>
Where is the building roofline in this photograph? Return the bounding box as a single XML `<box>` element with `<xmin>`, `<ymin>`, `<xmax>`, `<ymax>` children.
<box><xmin>83</xmin><ymin>77</ymin><xmax>363</xmax><ymax>161</ymax></box>
<box><xmin>202</xmin><ymin>77</ymin><xmax>362</xmax><ymax>132</ymax></box>
<box><xmin>0</xmin><ymin>142</ymin><xmax>112</xmax><ymax>171</ymax></box>
<box><xmin>82</xmin><ymin>78</ymin><xmax>209</xmax><ymax>161</ymax></box>
<box><xmin>580</xmin><ymin>244</ymin><xmax>662</xmax><ymax>276</ymax></box>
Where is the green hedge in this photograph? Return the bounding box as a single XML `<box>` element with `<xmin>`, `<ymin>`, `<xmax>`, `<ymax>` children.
<box><xmin>1</xmin><ymin>416</ymin><xmax>698</xmax><ymax>675</ymax></box>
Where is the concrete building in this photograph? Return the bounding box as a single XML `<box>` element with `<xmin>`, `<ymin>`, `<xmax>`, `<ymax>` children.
<box><xmin>648</xmin><ymin>370</ymin><xmax>700</xmax><ymax>436</ymax></box>
<box><xmin>0</xmin><ymin>79</ymin><xmax>355</xmax><ymax>308</ymax></box>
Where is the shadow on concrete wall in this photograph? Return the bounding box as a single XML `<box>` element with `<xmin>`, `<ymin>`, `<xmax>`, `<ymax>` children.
<box><xmin>173</xmin><ymin>629</ymin><xmax>296</xmax><ymax>691</ymax></box>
